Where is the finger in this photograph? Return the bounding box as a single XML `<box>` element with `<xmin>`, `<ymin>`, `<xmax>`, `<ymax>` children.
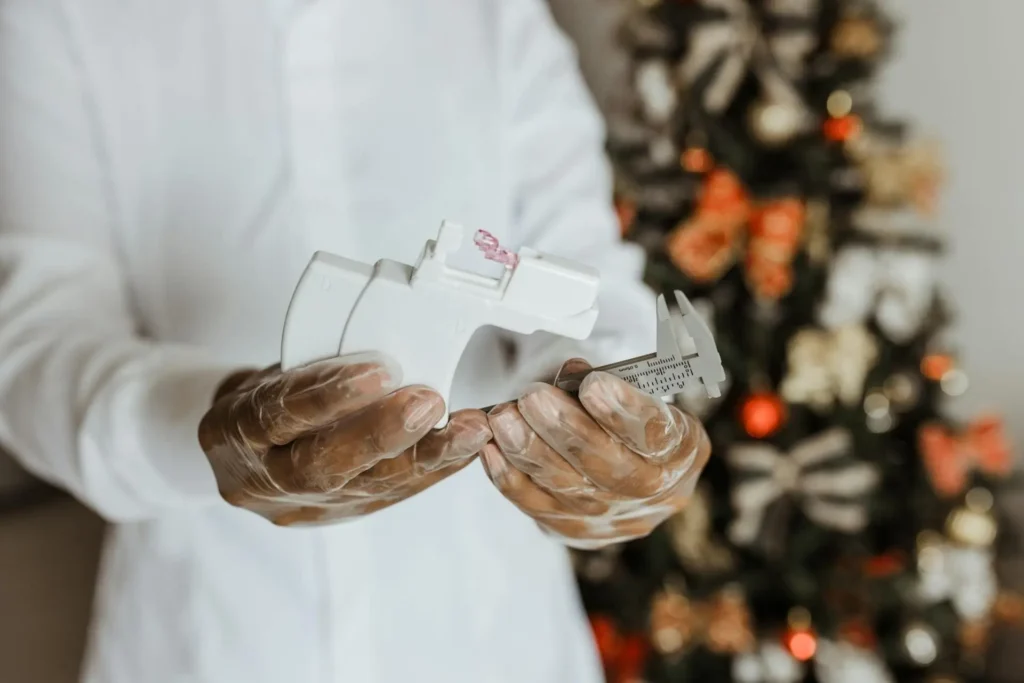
<box><xmin>268</xmin><ymin>385</ymin><xmax>445</xmax><ymax>493</ymax></box>
<box><xmin>577</xmin><ymin>371</ymin><xmax>686</xmax><ymax>462</ymax></box>
<box><xmin>349</xmin><ymin>409</ymin><xmax>491</xmax><ymax>491</ymax></box>
<box><xmin>275</xmin><ymin>454</ymin><xmax>480</xmax><ymax>527</ymax></box>
<box><xmin>517</xmin><ymin>384</ymin><xmax>667</xmax><ymax>499</ymax></box>
<box><xmin>238</xmin><ymin>352</ymin><xmax>401</xmax><ymax>448</ymax></box>
<box><xmin>481</xmin><ymin>443</ymin><xmax>566</xmax><ymax>517</ymax></box>
<box><xmin>554</xmin><ymin>357</ymin><xmax>593</xmax><ymax>383</ymax></box>
<box><xmin>487</xmin><ymin>403</ymin><xmax>609</xmax><ymax>515</ymax></box>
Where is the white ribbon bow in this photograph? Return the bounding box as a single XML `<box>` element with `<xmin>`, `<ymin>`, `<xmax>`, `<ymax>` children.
<box><xmin>818</xmin><ymin>245</ymin><xmax>937</xmax><ymax>344</ymax></box>
<box><xmin>679</xmin><ymin>0</ymin><xmax>818</xmax><ymax>114</ymax></box>
<box><xmin>916</xmin><ymin>541</ymin><xmax>997</xmax><ymax>621</ymax></box>
<box><xmin>727</xmin><ymin>429</ymin><xmax>879</xmax><ymax>545</ymax></box>
<box><xmin>733</xmin><ymin>642</ymin><xmax>803</xmax><ymax>683</ymax></box>
<box><xmin>813</xmin><ymin>641</ymin><xmax>895</xmax><ymax>683</ymax></box>
<box><xmin>780</xmin><ymin>324</ymin><xmax>878</xmax><ymax>411</ymax></box>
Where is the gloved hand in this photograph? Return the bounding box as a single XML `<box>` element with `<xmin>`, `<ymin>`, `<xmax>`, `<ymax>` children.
<box><xmin>198</xmin><ymin>353</ymin><xmax>491</xmax><ymax>527</ymax></box>
<box><xmin>482</xmin><ymin>359</ymin><xmax>711</xmax><ymax>549</ymax></box>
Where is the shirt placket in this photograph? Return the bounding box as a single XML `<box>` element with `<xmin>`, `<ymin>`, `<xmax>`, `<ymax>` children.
<box><xmin>280</xmin><ymin>4</ymin><xmax>376</xmax><ymax>683</ymax></box>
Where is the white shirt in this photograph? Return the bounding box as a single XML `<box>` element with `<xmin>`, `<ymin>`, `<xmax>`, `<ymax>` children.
<box><xmin>0</xmin><ymin>1</ymin><xmax>656</xmax><ymax>682</ymax></box>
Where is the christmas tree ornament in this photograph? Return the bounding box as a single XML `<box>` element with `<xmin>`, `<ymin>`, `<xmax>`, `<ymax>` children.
<box><xmin>823</xmin><ymin>114</ymin><xmax>862</xmax><ymax>142</ymax></box>
<box><xmin>882</xmin><ymin>371</ymin><xmax>921</xmax><ymax>411</ymax></box>
<box><xmin>864</xmin><ymin>397</ymin><xmax>894</xmax><ymax>433</ymax></box>
<box><xmin>726</xmin><ymin>428</ymin><xmax>879</xmax><ymax>545</ymax></box>
<box><xmin>994</xmin><ymin>590</ymin><xmax>1024</xmax><ymax>623</ymax></box>
<box><xmin>780</xmin><ymin>324</ymin><xmax>878</xmax><ymax>411</ymax></box>
<box><xmin>916</xmin><ymin>532</ymin><xmax>998</xmax><ymax>622</ymax></box>
<box><xmin>862</xmin><ymin>550</ymin><xmax>906</xmax><ymax>578</ymax></box>
<box><xmin>591</xmin><ymin>614</ymin><xmax>650</xmax><ymax>683</ymax></box>
<box><xmin>783</xmin><ymin>623</ymin><xmax>817</xmax><ymax>662</ymax></box>
<box><xmin>575</xmin><ymin>546</ymin><xmax>624</xmax><ymax>583</ymax></box>
<box><xmin>732</xmin><ymin>641</ymin><xmax>804</xmax><ymax>683</ymax></box>
<box><xmin>748</xmin><ymin>96</ymin><xmax>806</xmax><ymax>147</ymax></box>
<box><xmin>650</xmin><ymin>586</ymin><xmax>695</xmax><ymax>656</ymax></box>
<box><xmin>826</xmin><ymin>90</ymin><xmax>854</xmax><ymax>118</ymax></box>
<box><xmin>739</xmin><ymin>391</ymin><xmax>787</xmax><ymax>438</ymax></box>
<box><xmin>939</xmin><ymin>368</ymin><xmax>969</xmax><ymax>396</ymax></box>
<box><xmin>681</xmin><ymin>146</ymin><xmax>713</xmax><ymax>173</ymax></box>
<box><xmin>918</xmin><ymin>416</ymin><xmax>1012</xmax><ymax>497</ymax></box>
<box><xmin>859</xmin><ymin>139</ymin><xmax>944</xmax><ymax>215</ymax></box>
<box><xmin>635</xmin><ymin>59</ymin><xmax>678</xmax><ymax>125</ymax></box>
<box><xmin>818</xmin><ymin>244</ymin><xmax>938</xmax><ymax>344</ymax></box>
<box><xmin>650</xmin><ymin>583</ymin><xmax>755</xmax><ymax>656</ymax></box>
<box><xmin>665</xmin><ymin>484</ymin><xmax>736</xmax><ymax>575</ymax></box>
<box><xmin>921</xmin><ymin>353</ymin><xmax>955</xmax><ymax>381</ymax></box>
<box><xmin>678</xmin><ymin>0</ymin><xmax>817</xmax><ymax>116</ymax></box>
<box><xmin>615</xmin><ymin>196</ymin><xmax>638</xmax><ymax>237</ymax></box>
<box><xmin>666</xmin><ymin>169</ymin><xmax>806</xmax><ymax>299</ymax></box>
<box><xmin>830</xmin><ymin>15</ymin><xmax>883</xmax><ymax>59</ymax></box>
<box><xmin>945</xmin><ymin>488</ymin><xmax>998</xmax><ymax>548</ymax></box>
<box><xmin>744</xmin><ymin>198</ymin><xmax>806</xmax><ymax>300</ymax></box>
<box><xmin>900</xmin><ymin>621</ymin><xmax>940</xmax><ymax>666</ymax></box>
<box><xmin>649</xmin><ymin>136</ymin><xmax>678</xmax><ymax>167</ymax></box>
<box><xmin>814</xmin><ymin>640</ymin><xmax>895</xmax><ymax>683</ymax></box>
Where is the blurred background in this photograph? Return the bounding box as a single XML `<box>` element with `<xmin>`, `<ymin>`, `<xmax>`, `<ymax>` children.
<box><xmin>1</xmin><ymin>1</ymin><xmax>1021</xmax><ymax>682</ymax></box>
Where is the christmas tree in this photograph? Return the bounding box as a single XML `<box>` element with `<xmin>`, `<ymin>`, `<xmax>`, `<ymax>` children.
<box><xmin>572</xmin><ymin>1</ymin><xmax>1023</xmax><ymax>682</ymax></box>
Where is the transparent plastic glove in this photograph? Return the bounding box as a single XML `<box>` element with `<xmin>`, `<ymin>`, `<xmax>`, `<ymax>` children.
<box><xmin>482</xmin><ymin>359</ymin><xmax>711</xmax><ymax>550</ymax></box>
<box><xmin>198</xmin><ymin>352</ymin><xmax>491</xmax><ymax>527</ymax></box>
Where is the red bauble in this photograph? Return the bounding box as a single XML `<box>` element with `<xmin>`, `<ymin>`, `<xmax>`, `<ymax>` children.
<box><xmin>740</xmin><ymin>392</ymin><xmax>787</xmax><ymax>438</ymax></box>
<box><xmin>784</xmin><ymin>628</ymin><xmax>818</xmax><ymax>661</ymax></box>
<box><xmin>823</xmin><ymin>114</ymin><xmax>862</xmax><ymax>142</ymax></box>
<box><xmin>590</xmin><ymin>615</ymin><xmax>622</xmax><ymax>668</ymax></box>
<box><xmin>615</xmin><ymin>635</ymin><xmax>649</xmax><ymax>683</ymax></box>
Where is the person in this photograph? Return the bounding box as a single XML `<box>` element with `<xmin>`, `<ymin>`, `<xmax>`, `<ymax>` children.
<box><xmin>0</xmin><ymin>1</ymin><xmax>711</xmax><ymax>682</ymax></box>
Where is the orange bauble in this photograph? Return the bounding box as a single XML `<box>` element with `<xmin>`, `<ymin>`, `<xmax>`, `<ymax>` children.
<box><xmin>824</xmin><ymin>114</ymin><xmax>862</xmax><ymax>142</ymax></box>
<box><xmin>590</xmin><ymin>615</ymin><xmax>622</xmax><ymax>668</ymax></box>
<box><xmin>784</xmin><ymin>628</ymin><xmax>818</xmax><ymax>661</ymax></box>
<box><xmin>740</xmin><ymin>392</ymin><xmax>787</xmax><ymax>438</ymax></box>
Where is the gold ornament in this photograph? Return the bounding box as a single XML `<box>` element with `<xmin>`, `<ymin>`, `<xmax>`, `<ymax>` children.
<box><xmin>902</xmin><ymin>621</ymin><xmax>940</xmax><ymax>666</ymax></box>
<box><xmin>649</xmin><ymin>583</ymin><xmax>755</xmax><ymax>656</ymax></box>
<box><xmin>940</xmin><ymin>368</ymin><xmax>969</xmax><ymax>396</ymax></box>
<box><xmin>946</xmin><ymin>504</ymin><xmax>997</xmax><ymax>548</ymax></box>
<box><xmin>860</xmin><ymin>139</ymin><xmax>944</xmax><ymax>215</ymax></box>
<box><xmin>826</xmin><ymin>90</ymin><xmax>853</xmax><ymax>118</ymax></box>
<box><xmin>883</xmin><ymin>372</ymin><xmax>921</xmax><ymax>410</ymax></box>
<box><xmin>831</xmin><ymin>16</ymin><xmax>883</xmax><ymax>59</ymax></box>
<box><xmin>748</xmin><ymin>98</ymin><xmax>805</xmax><ymax>146</ymax></box>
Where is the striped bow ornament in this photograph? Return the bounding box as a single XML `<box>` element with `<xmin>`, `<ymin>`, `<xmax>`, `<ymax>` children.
<box><xmin>727</xmin><ymin>429</ymin><xmax>879</xmax><ymax>545</ymax></box>
<box><xmin>680</xmin><ymin>0</ymin><xmax>818</xmax><ymax>118</ymax></box>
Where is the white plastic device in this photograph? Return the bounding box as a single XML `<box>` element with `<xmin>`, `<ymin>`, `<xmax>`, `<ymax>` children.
<box><xmin>280</xmin><ymin>220</ymin><xmax>601</xmax><ymax>427</ymax></box>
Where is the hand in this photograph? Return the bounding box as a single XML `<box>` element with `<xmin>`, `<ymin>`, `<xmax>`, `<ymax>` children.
<box><xmin>198</xmin><ymin>353</ymin><xmax>491</xmax><ymax>527</ymax></box>
<box><xmin>481</xmin><ymin>359</ymin><xmax>710</xmax><ymax>549</ymax></box>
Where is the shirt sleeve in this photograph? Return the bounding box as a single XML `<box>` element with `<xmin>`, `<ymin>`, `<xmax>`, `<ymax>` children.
<box><xmin>0</xmin><ymin>2</ymin><xmax>237</xmax><ymax>521</ymax></box>
<box><xmin>498</xmin><ymin>0</ymin><xmax>657</xmax><ymax>388</ymax></box>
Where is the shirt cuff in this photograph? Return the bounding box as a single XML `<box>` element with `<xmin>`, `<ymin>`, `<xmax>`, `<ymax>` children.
<box><xmin>81</xmin><ymin>348</ymin><xmax>242</xmax><ymax>512</ymax></box>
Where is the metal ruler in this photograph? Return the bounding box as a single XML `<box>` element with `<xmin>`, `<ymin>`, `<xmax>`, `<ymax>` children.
<box><xmin>486</xmin><ymin>289</ymin><xmax>725</xmax><ymax>409</ymax></box>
